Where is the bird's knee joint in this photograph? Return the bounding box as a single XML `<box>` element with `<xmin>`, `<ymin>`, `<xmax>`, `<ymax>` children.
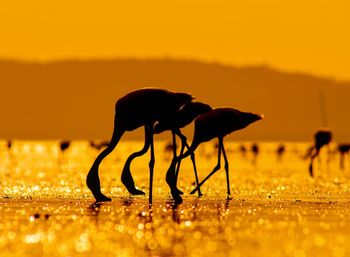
<box><xmin>149</xmin><ymin>159</ymin><xmax>155</xmax><ymax>168</ymax></box>
<box><xmin>166</xmin><ymin>173</ymin><xmax>176</xmax><ymax>187</ymax></box>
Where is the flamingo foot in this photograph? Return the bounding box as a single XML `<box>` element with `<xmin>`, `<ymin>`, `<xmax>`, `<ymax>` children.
<box><xmin>94</xmin><ymin>192</ymin><xmax>112</xmax><ymax>202</ymax></box>
<box><xmin>190</xmin><ymin>187</ymin><xmax>199</xmax><ymax>195</ymax></box>
<box><xmin>190</xmin><ymin>189</ymin><xmax>203</xmax><ymax>197</ymax></box>
<box><xmin>127</xmin><ymin>187</ymin><xmax>146</xmax><ymax>195</ymax></box>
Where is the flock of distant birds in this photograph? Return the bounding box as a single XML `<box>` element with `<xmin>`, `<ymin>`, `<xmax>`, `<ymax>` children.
<box><xmin>3</xmin><ymin>88</ymin><xmax>350</xmax><ymax>205</ymax></box>
<box><xmin>5</xmin><ymin>136</ymin><xmax>349</xmax><ymax>172</ymax></box>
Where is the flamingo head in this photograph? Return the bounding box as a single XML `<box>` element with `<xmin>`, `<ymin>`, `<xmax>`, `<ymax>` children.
<box><xmin>247</xmin><ymin>112</ymin><xmax>264</xmax><ymax>124</ymax></box>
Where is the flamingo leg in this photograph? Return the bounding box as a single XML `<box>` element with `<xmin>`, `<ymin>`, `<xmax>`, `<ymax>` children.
<box><xmin>149</xmin><ymin>125</ymin><xmax>155</xmax><ymax>205</ymax></box>
<box><xmin>175</xmin><ymin>131</ymin><xmax>203</xmax><ymax>197</ymax></box>
<box><xmin>121</xmin><ymin>125</ymin><xmax>150</xmax><ymax>195</ymax></box>
<box><xmin>309</xmin><ymin>148</ymin><xmax>319</xmax><ymax>177</ymax></box>
<box><xmin>173</xmin><ymin>132</ymin><xmax>185</xmax><ymax>195</ymax></box>
<box><xmin>190</xmin><ymin>138</ymin><xmax>222</xmax><ymax>195</ymax></box>
<box><xmin>165</xmin><ymin>133</ymin><xmax>184</xmax><ymax>203</ymax></box>
<box><xmin>189</xmin><ymin>153</ymin><xmax>202</xmax><ymax>196</ymax></box>
<box><xmin>87</xmin><ymin>115</ymin><xmax>124</xmax><ymax>202</ymax></box>
<box><xmin>165</xmin><ymin>131</ymin><xmax>180</xmax><ymax>192</ymax></box>
<box><xmin>220</xmin><ymin>138</ymin><xmax>231</xmax><ymax>196</ymax></box>
<box><xmin>171</xmin><ymin>130</ymin><xmax>179</xmax><ymax>188</ymax></box>
<box><xmin>172</xmin><ymin>130</ymin><xmax>177</xmax><ymax>158</ymax></box>
<box><xmin>166</xmin><ymin>159</ymin><xmax>177</xmax><ymax>191</ymax></box>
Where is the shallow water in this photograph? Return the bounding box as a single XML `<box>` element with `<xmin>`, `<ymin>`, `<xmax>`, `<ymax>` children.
<box><xmin>0</xmin><ymin>140</ymin><xmax>349</xmax><ymax>257</ymax></box>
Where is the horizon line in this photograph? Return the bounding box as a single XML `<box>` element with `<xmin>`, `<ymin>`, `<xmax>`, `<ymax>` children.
<box><xmin>0</xmin><ymin>56</ymin><xmax>346</xmax><ymax>83</ymax></box>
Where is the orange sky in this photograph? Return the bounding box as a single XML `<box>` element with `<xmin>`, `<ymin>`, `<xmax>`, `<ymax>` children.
<box><xmin>0</xmin><ymin>0</ymin><xmax>349</xmax><ymax>80</ymax></box>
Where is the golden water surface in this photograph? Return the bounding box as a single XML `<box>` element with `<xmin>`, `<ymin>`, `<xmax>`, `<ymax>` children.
<box><xmin>0</xmin><ymin>140</ymin><xmax>349</xmax><ymax>257</ymax></box>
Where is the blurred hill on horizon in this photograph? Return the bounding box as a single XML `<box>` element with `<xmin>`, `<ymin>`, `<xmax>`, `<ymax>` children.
<box><xmin>0</xmin><ymin>58</ymin><xmax>349</xmax><ymax>141</ymax></box>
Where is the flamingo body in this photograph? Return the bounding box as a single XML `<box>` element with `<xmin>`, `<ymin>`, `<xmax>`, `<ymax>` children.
<box><xmin>86</xmin><ymin>88</ymin><xmax>193</xmax><ymax>203</ymax></box>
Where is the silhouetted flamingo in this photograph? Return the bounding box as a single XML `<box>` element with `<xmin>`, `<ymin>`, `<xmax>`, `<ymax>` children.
<box><xmin>239</xmin><ymin>144</ymin><xmax>247</xmax><ymax>158</ymax></box>
<box><xmin>89</xmin><ymin>140</ymin><xmax>109</xmax><ymax>151</ymax></box>
<box><xmin>276</xmin><ymin>144</ymin><xmax>286</xmax><ymax>162</ymax></box>
<box><xmin>59</xmin><ymin>141</ymin><xmax>71</xmax><ymax>153</ymax></box>
<box><xmin>251</xmin><ymin>143</ymin><xmax>259</xmax><ymax>165</ymax></box>
<box><xmin>164</xmin><ymin>142</ymin><xmax>174</xmax><ymax>153</ymax></box>
<box><xmin>154</xmin><ymin>102</ymin><xmax>212</xmax><ymax>197</ymax></box>
<box><xmin>86</xmin><ymin>88</ymin><xmax>193</xmax><ymax>203</ymax></box>
<box><xmin>7</xmin><ymin>140</ymin><xmax>12</xmax><ymax>150</ymax></box>
<box><xmin>338</xmin><ymin>144</ymin><xmax>350</xmax><ymax>170</ymax></box>
<box><xmin>167</xmin><ymin>108</ymin><xmax>263</xmax><ymax>201</ymax></box>
<box><xmin>309</xmin><ymin>129</ymin><xmax>332</xmax><ymax>177</ymax></box>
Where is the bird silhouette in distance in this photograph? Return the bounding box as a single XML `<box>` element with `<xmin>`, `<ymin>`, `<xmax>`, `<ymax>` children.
<box><xmin>58</xmin><ymin>141</ymin><xmax>71</xmax><ymax>165</ymax></box>
<box><xmin>251</xmin><ymin>143</ymin><xmax>259</xmax><ymax>165</ymax></box>
<box><xmin>59</xmin><ymin>141</ymin><xmax>71</xmax><ymax>153</ymax></box>
<box><xmin>154</xmin><ymin>101</ymin><xmax>212</xmax><ymax>198</ymax></box>
<box><xmin>167</xmin><ymin>108</ymin><xmax>263</xmax><ymax>201</ymax></box>
<box><xmin>239</xmin><ymin>144</ymin><xmax>247</xmax><ymax>159</ymax></box>
<box><xmin>309</xmin><ymin>129</ymin><xmax>332</xmax><ymax>177</ymax></box>
<box><xmin>7</xmin><ymin>140</ymin><xmax>12</xmax><ymax>150</ymax></box>
<box><xmin>89</xmin><ymin>140</ymin><xmax>110</xmax><ymax>151</ymax></box>
<box><xmin>276</xmin><ymin>144</ymin><xmax>286</xmax><ymax>162</ymax></box>
<box><xmin>6</xmin><ymin>140</ymin><xmax>13</xmax><ymax>160</ymax></box>
<box><xmin>86</xmin><ymin>88</ymin><xmax>194</xmax><ymax>204</ymax></box>
<box><xmin>164</xmin><ymin>142</ymin><xmax>174</xmax><ymax>153</ymax></box>
<box><xmin>338</xmin><ymin>144</ymin><xmax>350</xmax><ymax>170</ymax></box>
